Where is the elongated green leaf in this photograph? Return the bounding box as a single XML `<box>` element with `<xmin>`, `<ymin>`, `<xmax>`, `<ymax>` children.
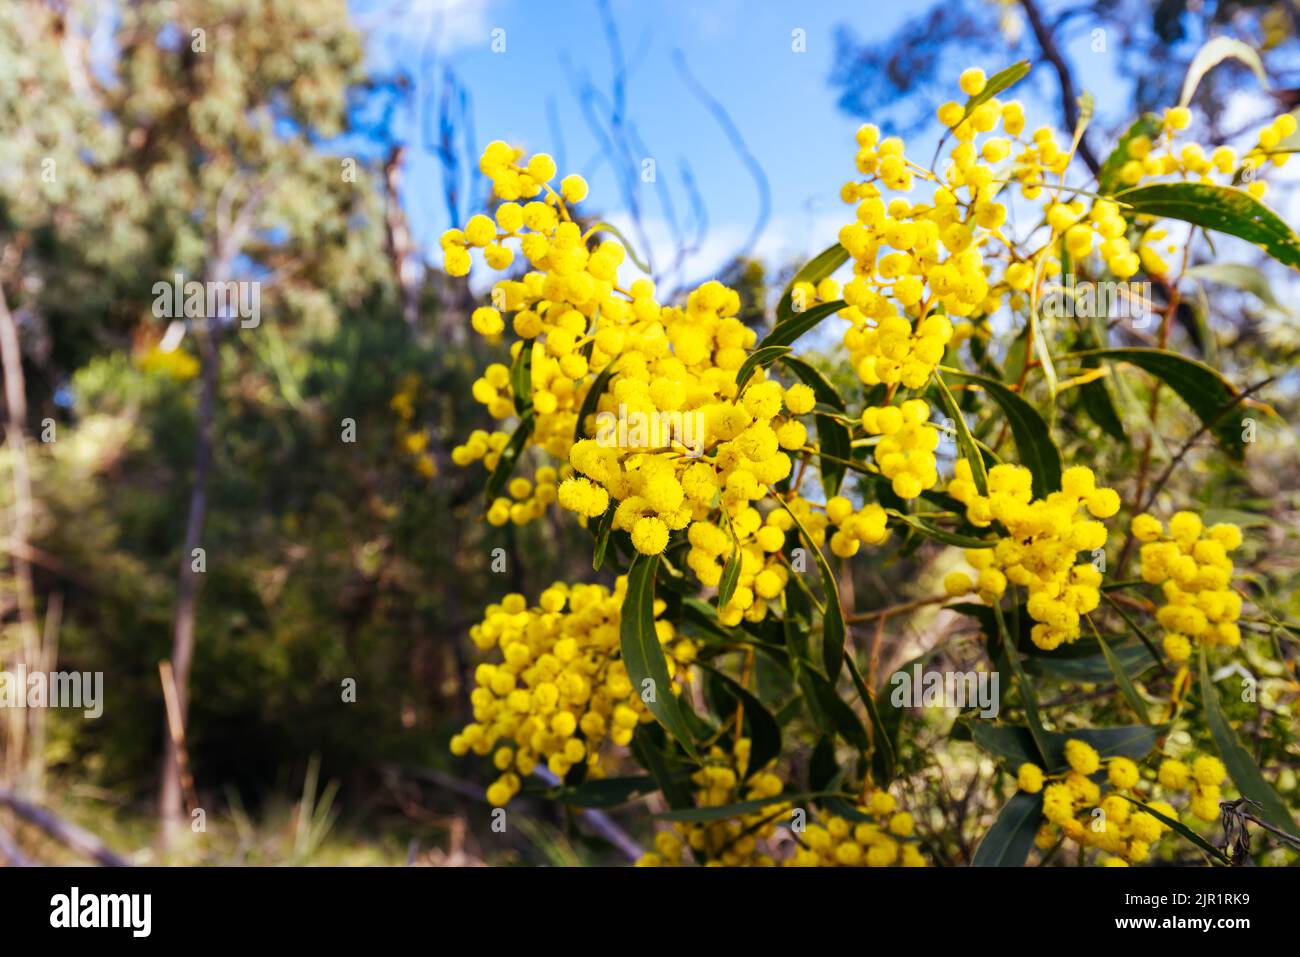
<box><xmin>781</xmin><ymin>355</ymin><xmax>850</xmax><ymax>496</ymax></box>
<box><xmin>620</xmin><ymin>554</ymin><xmax>698</xmax><ymax>760</ymax></box>
<box><xmin>1186</xmin><ymin>262</ymin><xmax>1282</xmax><ymax>308</ymax></box>
<box><xmin>735</xmin><ymin>345</ymin><xmax>792</xmax><ymax>392</ymax></box>
<box><xmin>1023</xmin><ymin>642</ymin><xmax>1153</xmax><ymax>682</ymax></box>
<box><xmin>933</xmin><ymin>372</ymin><xmax>989</xmax><ymax>495</ymax></box>
<box><xmin>1117</xmin><ymin>182</ymin><xmax>1300</xmax><ymax>270</ymax></box>
<box><xmin>774</xmin><ymin>496</ymin><xmax>846</xmax><ymax>678</ymax></box>
<box><xmin>775</xmin><ymin>243</ymin><xmax>849</xmax><ymax>323</ymax></box>
<box><xmin>716</xmin><ymin>512</ymin><xmax>743</xmax><ymax>610</ymax></box>
<box><xmin>941</xmin><ymin>369</ymin><xmax>1062</xmax><ymax>497</ymax></box>
<box><xmin>780</xmin><ymin>356</ymin><xmax>845</xmax><ymax>409</ymax></box>
<box><xmin>1199</xmin><ymin>645</ymin><xmax>1296</xmax><ymax>833</ymax></box>
<box><xmin>1093</xmin><ymin>626</ymin><xmax>1151</xmax><ymax>725</ymax></box>
<box><xmin>1118</xmin><ymin>795</ymin><xmax>1230</xmax><ymax>865</ymax></box>
<box><xmin>590</xmin><ymin>503</ymin><xmax>616</xmax><ymax>571</ymax></box>
<box><xmin>655</xmin><ymin>792</ymin><xmax>829</xmax><ymax>823</ymax></box>
<box><xmin>1179</xmin><ymin>36</ymin><xmax>1268</xmax><ymax>109</ymax></box>
<box><xmin>798</xmin><ymin>666</ymin><xmax>870</xmax><ymax>751</ymax></box>
<box><xmin>705</xmin><ymin>667</ymin><xmax>782</xmax><ymax>774</ymax></box>
<box><xmin>631</xmin><ymin>724</ymin><xmax>693</xmax><ymax>810</ymax></box>
<box><xmin>759</xmin><ymin>299</ymin><xmax>847</xmax><ymax>351</ymax></box>
<box><xmin>573</xmin><ymin>363</ymin><xmax>617</xmax><ymax>444</ymax></box>
<box><xmin>1102</xmin><ymin>592</ymin><xmax>1166</xmax><ymax>671</ymax></box>
<box><xmin>1098</xmin><ymin>114</ymin><xmax>1162</xmax><ymax>195</ymax></box>
<box><xmin>991</xmin><ymin>602</ymin><xmax>1049</xmax><ymax>764</ymax></box>
<box><xmin>814</xmin><ymin>414</ymin><xmax>852</xmax><ymax>499</ymax></box>
<box><xmin>886</xmin><ymin>509</ymin><xmax>993</xmax><ymax>549</ymax></box>
<box><xmin>972</xmin><ymin>792</ymin><xmax>1043</xmax><ymax>866</ymax></box>
<box><xmin>484</xmin><ymin>413</ymin><xmax>534</xmax><ymax>504</ymax></box>
<box><xmin>968</xmin><ymin>721</ymin><xmax>1164</xmax><ymax>774</ymax></box>
<box><xmin>510</xmin><ymin>343</ymin><xmax>534</xmax><ymax>413</ymax></box>
<box><xmin>717</xmin><ymin>547</ymin><xmax>741</xmax><ymax>611</ymax></box>
<box><xmin>549</xmin><ymin>775</ymin><xmax>661</xmax><ymax>808</ymax></box>
<box><xmin>845</xmin><ymin>654</ymin><xmax>896</xmax><ymax>784</ymax></box>
<box><xmin>1072</xmin><ymin>347</ymin><xmax>1244</xmax><ymax>458</ymax></box>
<box><xmin>1074</xmin><ymin>312</ymin><xmax>1126</xmax><ymax>442</ymax></box>
<box><xmin>1078</xmin><ymin>374</ymin><xmax>1126</xmax><ymax>442</ymax></box>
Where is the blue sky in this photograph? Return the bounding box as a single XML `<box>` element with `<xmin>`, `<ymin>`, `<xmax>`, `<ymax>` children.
<box><xmin>347</xmin><ymin>0</ymin><xmax>1166</xmax><ymax>285</ymax></box>
<box><xmin>350</xmin><ymin>0</ymin><xmax>909</xmax><ymax>280</ymax></box>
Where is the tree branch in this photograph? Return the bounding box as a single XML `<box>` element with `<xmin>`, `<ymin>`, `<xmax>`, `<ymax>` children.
<box><xmin>1020</xmin><ymin>0</ymin><xmax>1102</xmax><ymax>177</ymax></box>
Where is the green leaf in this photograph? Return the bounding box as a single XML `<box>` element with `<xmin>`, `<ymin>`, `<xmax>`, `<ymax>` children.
<box><xmin>775</xmin><ymin>243</ymin><xmax>849</xmax><ymax>323</ymax></box>
<box><xmin>484</xmin><ymin>413</ymin><xmax>534</xmax><ymax>505</ymax></box>
<box><xmin>1179</xmin><ymin>36</ymin><xmax>1268</xmax><ymax>109</ymax></box>
<box><xmin>1102</xmin><ymin>592</ymin><xmax>1167</xmax><ymax>671</ymax></box>
<box><xmin>590</xmin><ymin>503</ymin><xmax>616</xmax><ymax>571</ymax></box>
<box><xmin>1071</xmin><ymin>347</ymin><xmax>1245</xmax><ymax>459</ymax></box>
<box><xmin>990</xmin><ymin>601</ymin><xmax>1049</xmax><ymax>764</ymax></box>
<box><xmin>1186</xmin><ymin>262</ymin><xmax>1281</xmax><ymax>308</ymax></box>
<box><xmin>655</xmin><ymin>793</ymin><xmax>827</xmax><ymax>823</ymax></box>
<box><xmin>704</xmin><ymin>667</ymin><xmax>782</xmax><ymax>774</ymax></box>
<box><xmin>774</xmin><ymin>496</ymin><xmax>846</xmax><ymax>679</ymax></box>
<box><xmin>968</xmin><ymin>721</ymin><xmax>1164</xmax><ymax>774</ymax></box>
<box><xmin>933</xmin><ymin>373</ymin><xmax>988</xmax><ymax>495</ymax></box>
<box><xmin>510</xmin><ymin>343</ymin><xmax>533</xmax><ymax>413</ymax></box>
<box><xmin>631</xmin><ymin>724</ymin><xmax>693</xmax><ymax>810</ymax></box>
<box><xmin>1199</xmin><ymin>645</ymin><xmax>1296</xmax><ymax>833</ymax></box>
<box><xmin>1118</xmin><ymin>795</ymin><xmax>1230</xmax><ymax>866</ymax></box>
<box><xmin>572</xmin><ymin>363</ymin><xmax>617</xmax><ymax>444</ymax></box>
<box><xmin>1023</xmin><ymin>642</ymin><xmax>1154</xmax><ymax>682</ymax></box>
<box><xmin>1116</xmin><ymin>182</ymin><xmax>1300</xmax><ymax>271</ymax></box>
<box><xmin>1098</xmin><ymin>114</ymin><xmax>1163</xmax><ymax>195</ymax></box>
<box><xmin>1092</xmin><ymin>625</ymin><xmax>1151</xmax><ymax>725</ymax></box>
<box><xmin>734</xmin><ymin>345</ymin><xmax>792</xmax><ymax>392</ymax></box>
<box><xmin>972</xmin><ymin>792</ymin><xmax>1043</xmax><ymax>866</ymax></box>
<box><xmin>845</xmin><ymin>654</ymin><xmax>896</xmax><ymax>784</ymax></box>
<box><xmin>886</xmin><ymin>509</ymin><xmax>993</xmax><ymax>549</ymax></box>
<box><xmin>716</xmin><ymin>547</ymin><xmax>741</xmax><ymax>611</ymax></box>
<box><xmin>781</xmin><ymin>355</ymin><xmax>851</xmax><ymax>497</ymax></box>
<box><xmin>779</xmin><ymin>356</ymin><xmax>846</xmax><ymax>411</ymax></box>
<box><xmin>619</xmin><ymin>554</ymin><xmax>698</xmax><ymax>760</ymax></box>
<box><xmin>940</xmin><ymin>368</ymin><xmax>1062</xmax><ymax>497</ymax></box>
<box><xmin>759</xmin><ymin>299</ymin><xmax>847</xmax><ymax>351</ymax></box>
<box><xmin>797</xmin><ymin>666</ymin><xmax>870</xmax><ymax>752</ymax></box>
<box><xmin>1078</xmin><ymin>373</ymin><xmax>1126</xmax><ymax>443</ymax></box>
<box><xmin>549</xmin><ymin>775</ymin><xmax>661</xmax><ymax>808</ymax></box>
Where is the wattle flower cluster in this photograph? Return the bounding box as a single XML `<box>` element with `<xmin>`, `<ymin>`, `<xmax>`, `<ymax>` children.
<box><xmin>1017</xmin><ymin>740</ymin><xmax>1230</xmax><ymax>865</ymax></box>
<box><xmin>1132</xmin><ymin>512</ymin><xmax>1243</xmax><ymax>662</ymax></box>
<box><xmin>637</xmin><ymin>739</ymin><xmax>926</xmax><ymax>867</ymax></box>
<box><xmin>450</xmin><ymin>581</ymin><xmax>697</xmax><ymax>806</ymax></box>
<box><xmin>947</xmin><ymin>464</ymin><xmax>1118</xmax><ymax>649</ymax></box>
<box><xmin>1019</xmin><ymin>740</ymin><xmax>1172</xmax><ymax>865</ymax></box>
<box><xmin>785</xmin><ymin>790</ymin><xmax>927</xmax><ymax>868</ymax></box>
<box><xmin>637</xmin><ymin>739</ymin><xmax>788</xmax><ymax>866</ymax></box>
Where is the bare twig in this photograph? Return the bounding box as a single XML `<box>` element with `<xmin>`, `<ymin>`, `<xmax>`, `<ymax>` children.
<box><xmin>0</xmin><ymin>789</ymin><xmax>130</xmax><ymax>866</ymax></box>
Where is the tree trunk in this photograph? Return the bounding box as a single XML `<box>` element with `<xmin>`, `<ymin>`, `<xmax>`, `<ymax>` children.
<box><xmin>0</xmin><ymin>281</ymin><xmax>42</xmax><ymax>796</ymax></box>
<box><xmin>158</xmin><ymin>304</ymin><xmax>221</xmax><ymax>849</ymax></box>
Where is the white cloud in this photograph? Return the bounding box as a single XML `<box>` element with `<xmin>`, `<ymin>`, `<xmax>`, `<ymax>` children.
<box><xmin>354</xmin><ymin>0</ymin><xmax>491</xmax><ymax>60</ymax></box>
